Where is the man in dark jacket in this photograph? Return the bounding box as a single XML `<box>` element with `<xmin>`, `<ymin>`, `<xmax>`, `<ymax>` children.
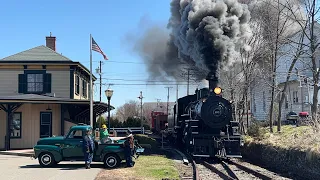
<box><xmin>124</xmin><ymin>129</ymin><xmax>135</xmax><ymax>167</ymax></box>
<box><xmin>83</xmin><ymin>128</ymin><xmax>94</xmax><ymax>169</ymax></box>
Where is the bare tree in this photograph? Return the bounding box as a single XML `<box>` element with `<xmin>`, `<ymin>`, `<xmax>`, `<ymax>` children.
<box><xmin>277</xmin><ymin>26</ymin><xmax>307</xmax><ymax>132</ymax></box>
<box><xmin>142</xmin><ymin>105</ymin><xmax>154</xmax><ymax>126</ymax></box>
<box><xmin>282</xmin><ymin>0</ymin><xmax>320</xmax><ymax>123</ymax></box>
<box><xmin>243</xmin><ymin>0</ymin><xmax>303</xmax><ymax>132</ymax></box>
<box><xmin>115</xmin><ymin>100</ymin><xmax>140</xmax><ymax>122</ymax></box>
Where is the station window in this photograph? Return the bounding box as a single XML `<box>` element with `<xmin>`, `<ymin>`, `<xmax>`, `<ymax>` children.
<box><xmin>11</xmin><ymin>112</ymin><xmax>22</xmax><ymax>138</ymax></box>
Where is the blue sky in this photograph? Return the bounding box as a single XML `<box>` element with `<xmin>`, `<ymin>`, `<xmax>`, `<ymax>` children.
<box><xmin>0</xmin><ymin>0</ymin><xmax>199</xmax><ymax>114</ymax></box>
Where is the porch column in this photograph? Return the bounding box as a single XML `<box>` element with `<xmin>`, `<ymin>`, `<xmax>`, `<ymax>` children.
<box><xmin>61</xmin><ymin>104</ymin><xmax>65</xmax><ymax>136</ymax></box>
<box><xmin>5</xmin><ymin>105</ymin><xmax>12</xmax><ymax>151</ymax></box>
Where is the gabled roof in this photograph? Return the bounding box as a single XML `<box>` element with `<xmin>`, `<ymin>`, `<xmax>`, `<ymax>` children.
<box><xmin>0</xmin><ymin>45</ymin><xmax>97</xmax><ymax>80</ymax></box>
<box><xmin>1</xmin><ymin>45</ymin><xmax>71</xmax><ymax>61</ymax></box>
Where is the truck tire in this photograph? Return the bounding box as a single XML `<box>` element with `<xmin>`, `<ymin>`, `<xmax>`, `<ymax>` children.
<box><xmin>38</xmin><ymin>152</ymin><xmax>55</xmax><ymax>167</ymax></box>
<box><xmin>104</xmin><ymin>154</ymin><xmax>120</xmax><ymax>168</ymax></box>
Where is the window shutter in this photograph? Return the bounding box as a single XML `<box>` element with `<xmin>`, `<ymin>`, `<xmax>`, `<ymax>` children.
<box><xmin>44</xmin><ymin>73</ymin><xmax>52</xmax><ymax>93</ymax></box>
<box><xmin>18</xmin><ymin>74</ymin><xmax>25</xmax><ymax>93</ymax></box>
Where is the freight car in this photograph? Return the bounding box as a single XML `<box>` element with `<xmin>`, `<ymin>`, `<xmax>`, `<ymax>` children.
<box><xmin>151</xmin><ymin>111</ymin><xmax>166</xmax><ymax>130</ymax></box>
<box><xmin>170</xmin><ymin>72</ymin><xmax>243</xmax><ymax>158</ymax></box>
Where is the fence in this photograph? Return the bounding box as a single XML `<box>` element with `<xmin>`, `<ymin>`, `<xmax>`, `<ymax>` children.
<box><xmin>110</xmin><ymin>127</ymin><xmax>145</xmax><ymax>136</ymax></box>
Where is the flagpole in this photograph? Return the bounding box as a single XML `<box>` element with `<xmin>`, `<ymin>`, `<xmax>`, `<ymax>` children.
<box><xmin>90</xmin><ymin>34</ymin><xmax>93</xmax><ymax>128</ymax></box>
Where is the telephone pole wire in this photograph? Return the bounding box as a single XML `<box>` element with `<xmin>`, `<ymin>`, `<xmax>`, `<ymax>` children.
<box><xmin>138</xmin><ymin>91</ymin><xmax>144</xmax><ymax>129</ymax></box>
<box><xmin>187</xmin><ymin>69</ymin><xmax>190</xmax><ymax>95</ymax></box>
<box><xmin>165</xmin><ymin>87</ymin><xmax>173</xmax><ymax>115</ymax></box>
<box><xmin>96</xmin><ymin>61</ymin><xmax>103</xmax><ymax>128</ymax></box>
<box><xmin>99</xmin><ymin>61</ymin><xmax>102</xmax><ymax>102</ymax></box>
<box><xmin>156</xmin><ymin>98</ymin><xmax>161</xmax><ymax>109</ymax></box>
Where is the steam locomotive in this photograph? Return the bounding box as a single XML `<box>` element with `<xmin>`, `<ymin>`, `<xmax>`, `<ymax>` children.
<box><xmin>169</xmin><ymin>73</ymin><xmax>243</xmax><ymax>158</ymax></box>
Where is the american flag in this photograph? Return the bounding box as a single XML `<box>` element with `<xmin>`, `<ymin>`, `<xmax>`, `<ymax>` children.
<box><xmin>91</xmin><ymin>37</ymin><xmax>108</xmax><ymax>60</ymax></box>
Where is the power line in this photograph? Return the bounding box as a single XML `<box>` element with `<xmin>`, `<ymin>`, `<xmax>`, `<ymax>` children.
<box><xmin>101</xmin><ymin>83</ymin><xmax>199</xmax><ymax>86</ymax></box>
<box><xmin>102</xmin><ymin>78</ymin><xmax>195</xmax><ymax>82</ymax></box>
<box><xmin>81</xmin><ymin>60</ymin><xmax>189</xmax><ymax>65</ymax></box>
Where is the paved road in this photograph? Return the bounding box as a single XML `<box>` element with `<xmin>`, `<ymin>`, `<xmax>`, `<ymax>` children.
<box><xmin>0</xmin><ymin>154</ymin><xmax>102</xmax><ymax>180</ymax></box>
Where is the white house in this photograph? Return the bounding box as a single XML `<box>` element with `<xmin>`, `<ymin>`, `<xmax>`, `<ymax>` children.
<box><xmin>250</xmin><ymin>23</ymin><xmax>320</xmax><ymax>121</ymax></box>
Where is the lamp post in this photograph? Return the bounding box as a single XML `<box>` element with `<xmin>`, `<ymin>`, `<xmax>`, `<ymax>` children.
<box><xmin>105</xmin><ymin>89</ymin><xmax>113</xmax><ymax>133</ymax></box>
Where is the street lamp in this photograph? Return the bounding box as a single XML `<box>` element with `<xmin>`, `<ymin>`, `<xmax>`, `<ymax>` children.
<box><xmin>105</xmin><ymin>89</ymin><xmax>113</xmax><ymax>133</ymax></box>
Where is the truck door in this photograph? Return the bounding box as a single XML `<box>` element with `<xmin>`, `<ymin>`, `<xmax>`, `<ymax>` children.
<box><xmin>62</xmin><ymin>129</ymin><xmax>84</xmax><ymax>159</ymax></box>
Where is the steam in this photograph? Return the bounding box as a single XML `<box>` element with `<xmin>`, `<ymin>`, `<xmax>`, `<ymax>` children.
<box><xmin>199</xmin><ymin>79</ymin><xmax>209</xmax><ymax>88</ymax></box>
<box><xmin>169</xmin><ymin>0</ymin><xmax>252</xmax><ymax>77</ymax></box>
<box><xmin>128</xmin><ymin>0</ymin><xmax>252</xmax><ymax>81</ymax></box>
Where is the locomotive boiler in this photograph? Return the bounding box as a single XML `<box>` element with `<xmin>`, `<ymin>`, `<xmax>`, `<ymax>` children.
<box><xmin>172</xmin><ymin>72</ymin><xmax>243</xmax><ymax>158</ymax></box>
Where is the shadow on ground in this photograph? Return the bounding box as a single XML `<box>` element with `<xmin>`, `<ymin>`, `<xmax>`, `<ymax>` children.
<box><xmin>142</xmin><ymin>148</ymin><xmax>183</xmax><ymax>162</ymax></box>
<box><xmin>19</xmin><ymin>162</ymin><xmax>131</xmax><ymax>170</ymax></box>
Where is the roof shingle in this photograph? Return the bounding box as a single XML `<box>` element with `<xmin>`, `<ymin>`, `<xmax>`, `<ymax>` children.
<box><xmin>1</xmin><ymin>45</ymin><xmax>71</xmax><ymax>61</ymax></box>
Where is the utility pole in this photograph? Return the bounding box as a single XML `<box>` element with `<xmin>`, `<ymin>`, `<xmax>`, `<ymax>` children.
<box><xmin>96</xmin><ymin>61</ymin><xmax>103</xmax><ymax>129</ymax></box>
<box><xmin>176</xmin><ymin>84</ymin><xmax>179</xmax><ymax>103</ymax></box>
<box><xmin>138</xmin><ymin>91</ymin><xmax>144</xmax><ymax>129</ymax></box>
<box><xmin>156</xmin><ymin>98</ymin><xmax>161</xmax><ymax>109</ymax></box>
<box><xmin>175</xmin><ymin>84</ymin><xmax>178</xmax><ymax>127</ymax></box>
<box><xmin>187</xmin><ymin>69</ymin><xmax>190</xmax><ymax>95</ymax></box>
<box><xmin>165</xmin><ymin>87</ymin><xmax>173</xmax><ymax>115</ymax></box>
<box><xmin>296</xmin><ymin>69</ymin><xmax>305</xmax><ymax>112</ymax></box>
<box><xmin>99</xmin><ymin>61</ymin><xmax>102</xmax><ymax>102</ymax></box>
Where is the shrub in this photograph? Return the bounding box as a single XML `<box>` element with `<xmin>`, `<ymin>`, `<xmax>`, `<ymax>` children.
<box><xmin>134</xmin><ymin>134</ymin><xmax>159</xmax><ymax>150</ymax></box>
<box><xmin>247</xmin><ymin>121</ymin><xmax>268</xmax><ymax>139</ymax></box>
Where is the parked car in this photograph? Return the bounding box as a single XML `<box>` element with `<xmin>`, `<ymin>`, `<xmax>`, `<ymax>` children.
<box><xmin>31</xmin><ymin>124</ymin><xmax>144</xmax><ymax>168</ymax></box>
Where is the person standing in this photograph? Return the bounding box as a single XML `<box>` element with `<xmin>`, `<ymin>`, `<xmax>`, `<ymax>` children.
<box><xmin>124</xmin><ymin>129</ymin><xmax>134</xmax><ymax>167</ymax></box>
<box><xmin>100</xmin><ymin>124</ymin><xmax>109</xmax><ymax>143</ymax></box>
<box><xmin>83</xmin><ymin>129</ymin><xmax>94</xmax><ymax>169</ymax></box>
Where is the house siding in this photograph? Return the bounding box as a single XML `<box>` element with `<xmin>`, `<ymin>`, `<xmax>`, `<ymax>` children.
<box><xmin>0</xmin><ymin>69</ymin><xmax>24</xmax><ymax>96</ymax></box>
<box><xmin>250</xmin><ymin>77</ymin><xmax>272</xmax><ymax>121</ymax></box>
<box><xmin>251</xmin><ymin>26</ymin><xmax>320</xmax><ymax>121</ymax></box>
<box><xmin>278</xmin><ymin>80</ymin><xmax>315</xmax><ymax>119</ymax></box>
<box><xmin>0</xmin><ymin>65</ymin><xmax>71</xmax><ymax>98</ymax></box>
<box><xmin>46</xmin><ymin>69</ymin><xmax>70</xmax><ymax>98</ymax></box>
<box><xmin>0</xmin><ymin>104</ymin><xmax>61</xmax><ymax>149</ymax></box>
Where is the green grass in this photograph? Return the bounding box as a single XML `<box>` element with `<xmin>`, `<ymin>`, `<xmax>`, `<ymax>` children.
<box><xmin>132</xmin><ymin>155</ymin><xmax>180</xmax><ymax>180</ymax></box>
<box><xmin>247</xmin><ymin>125</ymin><xmax>320</xmax><ymax>153</ymax></box>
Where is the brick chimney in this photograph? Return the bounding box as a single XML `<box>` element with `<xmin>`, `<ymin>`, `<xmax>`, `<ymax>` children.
<box><xmin>46</xmin><ymin>32</ymin><xmax>56</xmax><ymax>51</ymax></box>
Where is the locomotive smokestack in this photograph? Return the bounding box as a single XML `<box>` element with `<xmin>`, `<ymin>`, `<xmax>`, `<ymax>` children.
<box><xmin>206</xmin><ymin>72</ymin><xmax>219</xmax><ymax>92</ymax></box>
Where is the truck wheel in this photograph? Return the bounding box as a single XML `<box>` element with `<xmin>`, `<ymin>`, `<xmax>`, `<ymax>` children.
<box><xmin>38</xmin><ymin>152</ymin><xmax>55</xmax><ymax>167</ymax></box>
<box><xmin>104</xmin><ymin>154</ymin><xmax>120</xmax><ymax>168</ymax></box>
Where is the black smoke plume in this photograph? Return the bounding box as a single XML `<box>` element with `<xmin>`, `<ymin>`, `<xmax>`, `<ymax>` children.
<box><xmin>129</xmin><ymin>0</ymin><xmax>252</xmax><ymax>81</ymax></box>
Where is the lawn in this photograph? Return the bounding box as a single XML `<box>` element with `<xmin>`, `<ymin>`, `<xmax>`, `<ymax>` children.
<box><xmin>246</xmin><ymin>125</ymin><xmax>320</xmax><ymax>153</ymax></box>
<box><xmin>95</xmin><ymin>155</ymin><xmax>180</xmax><ymax>180</ymax></box>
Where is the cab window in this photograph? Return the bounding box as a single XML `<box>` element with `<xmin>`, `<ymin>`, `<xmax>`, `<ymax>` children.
<box><xmin>67</xmin><ymin>130</ymin><xmax>83</xmax><ymax>139</ymax></box>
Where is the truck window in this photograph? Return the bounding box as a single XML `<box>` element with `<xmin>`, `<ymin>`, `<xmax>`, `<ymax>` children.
<box><xmin>67</xmin><ymin>130</ymin><xmax>83</xmax><ymax>139</ymax></box>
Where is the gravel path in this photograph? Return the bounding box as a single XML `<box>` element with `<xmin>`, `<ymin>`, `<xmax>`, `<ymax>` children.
<box><xmin>197</xmin><ymin>158</ymin><xmax>293</xmax><ymax>180</ymax></box>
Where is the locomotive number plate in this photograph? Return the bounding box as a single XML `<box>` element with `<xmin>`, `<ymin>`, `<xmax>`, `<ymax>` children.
<box><xmin>213</xmin><ymin>108</ymin><xmax>221</xmax><ymax>116</ymax></box>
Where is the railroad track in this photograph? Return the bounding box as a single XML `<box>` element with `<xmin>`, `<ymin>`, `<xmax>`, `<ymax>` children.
<box><xmin>181</xmin><ymin>152</ymin><xmax>200</xmax><ymax>180</ymax></box>
<box><xmin>199</xmin><ymin>159</ymin><xmax>289</xmax><ymax>180</ymax></box>
<box><xmin>151</xmin><ymin>137</ymin><xmax>289</xmax><ymax>180</ymax></box>
<box><xmin>178</xmin><ymin>150</ymin><xmax>273</xmax><ymax>180</ymax></box>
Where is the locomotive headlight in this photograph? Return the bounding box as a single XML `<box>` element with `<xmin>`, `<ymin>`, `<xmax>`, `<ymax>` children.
<box><xmin>214</xmin><ymin>87</ymin><xmax>222</xmax><ymax>95</ymax></box>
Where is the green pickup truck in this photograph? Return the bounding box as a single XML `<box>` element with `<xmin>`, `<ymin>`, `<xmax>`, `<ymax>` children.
<box><xmin>32</xmin><ymin>124</ymin><xmax>144</xmax><ymax>168</ymax></box>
